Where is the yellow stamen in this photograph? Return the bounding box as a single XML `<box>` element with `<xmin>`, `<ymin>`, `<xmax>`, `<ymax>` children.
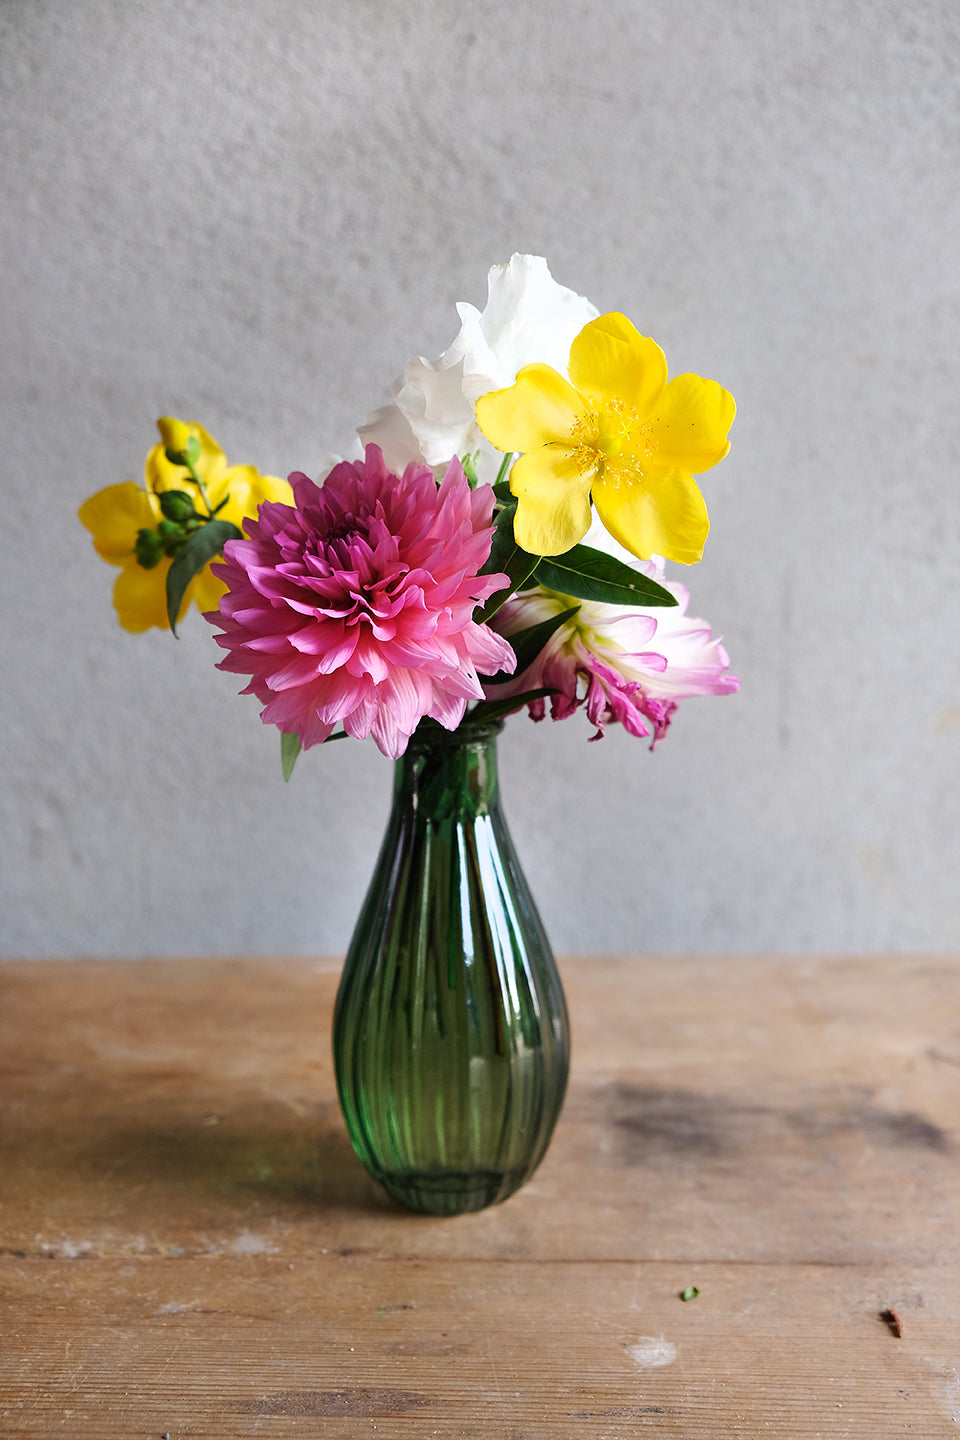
<box><xmin>632</xmin><ymin>421</ymin><xmax>657</xmax><ymax>459</ymax></box>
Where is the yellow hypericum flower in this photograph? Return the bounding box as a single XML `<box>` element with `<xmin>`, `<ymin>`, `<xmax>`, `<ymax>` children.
<box><xmin>475</xmin><ymin>313</ymin><xmax>735</xmax><ymax>563</ymax></box>
<box><xmin>78</xmin><ymin>418</ymin><xmax>292</xmax><ymax>633</ymax></box>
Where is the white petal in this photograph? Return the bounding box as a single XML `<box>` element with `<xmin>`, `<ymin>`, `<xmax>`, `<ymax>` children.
<box><xmin>357</xmin><ymin>403</ymin><xmax>426</xmax><ymax>473</ymax></box>
<box><xmin>474</xmin><ymin>254</ymin><xmax>598</xmax><ymax>385</ymax></box>
<box><xmin>371</xmin><ymin>254</ymin><xmax>598</xmax><ymax>481</ymax></box>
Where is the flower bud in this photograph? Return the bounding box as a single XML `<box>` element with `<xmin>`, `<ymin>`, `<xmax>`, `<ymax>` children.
<box><xmin>135</xmin><ymin>527</ymin><xmax>164</xmax><ymax>569</ymax></box>
<box><xmin>158</xmin><ymin>489</ymin><xmax>196</xmax><ymax>522</ymax></box>
<box><xmin>157</xmin><ymin>417</ymin><xmax>192</xmax><ymax>455</ymax></box>
<box><xmin>156</xmin><ymin>519</ymin><xmax>184</xmax><ymax>551</ymax></box>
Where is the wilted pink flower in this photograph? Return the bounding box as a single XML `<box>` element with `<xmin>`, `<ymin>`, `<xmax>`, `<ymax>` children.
<box><xmin>207</xmin><ymin>446</ymin><xmax>515</xmax><ymax>758</ymax></box>
<box><xmin>487</xmin><ymin>564</ymin><xmax>738</xmax><ymax>746</ymax></box>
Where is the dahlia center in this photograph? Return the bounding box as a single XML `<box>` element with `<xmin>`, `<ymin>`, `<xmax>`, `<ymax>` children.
<box><xmin>323</xmin><ymin>511</ymin><xmax>363</xmax><ymax>545</ymax></box>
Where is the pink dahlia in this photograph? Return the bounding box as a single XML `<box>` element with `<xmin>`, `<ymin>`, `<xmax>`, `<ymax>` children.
<box><xmin>486</xmin><ymin>564</ymin><xmax>738</xmax><ymax>746</ymax></box>
<box><xmin>207</xmin><ymin>446</ymin><xmax>515</xmax><ymax>758</ymax></box>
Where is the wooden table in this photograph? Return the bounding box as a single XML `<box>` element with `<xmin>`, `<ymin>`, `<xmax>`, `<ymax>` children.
<box><xmin>1</xmin><ymin>955</ymin><xmax>959</xmax><ymax>1437</ymax></box>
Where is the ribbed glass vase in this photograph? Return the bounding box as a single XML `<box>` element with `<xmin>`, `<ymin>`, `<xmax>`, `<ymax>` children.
<box><xmin>333</xmin><ymin>719</ymin><xmax>570</xmax><ymax>1215</ymax></box>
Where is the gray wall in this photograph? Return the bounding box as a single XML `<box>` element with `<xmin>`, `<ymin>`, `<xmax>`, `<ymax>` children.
<box><xmin>2</xmin><ymin>0</ymin><xmax>958</xmax><ymax>957</ymax></box>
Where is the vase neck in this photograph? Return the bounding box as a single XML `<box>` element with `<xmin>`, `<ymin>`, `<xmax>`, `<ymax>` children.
<box><xmin>393</xmin><ymin>722</ymin><xmax>503</xmax><ymax>823</ymax></box>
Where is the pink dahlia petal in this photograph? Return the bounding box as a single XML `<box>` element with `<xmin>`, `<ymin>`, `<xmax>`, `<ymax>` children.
<box><xmin>467</xmin><ymin>621</ymin><xmax>519</xmax><ymax>678</ymax></box>
<box><xmin>206</xmin><ymin>445</ymin><xmax>512</xmax><ymax>757</ymax></box>
<box><xmin>427</xmin><ymin>686</ymin><xmax>470</xmax><ymax>731</ymax></box>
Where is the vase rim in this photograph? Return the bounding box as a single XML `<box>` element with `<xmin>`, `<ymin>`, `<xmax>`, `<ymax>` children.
<box><xmin>405</xmin><ymin>716</ymin><xmax>505</xmax><ymax>752</ymax></box>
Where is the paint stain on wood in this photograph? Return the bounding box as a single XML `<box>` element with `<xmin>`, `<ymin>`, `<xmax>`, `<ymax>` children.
<box><xmin>626</xmin><ymin>1336</ymin><xmax>677</xmax><ymax>1368</ymax></box>
<box><xmin>571</xmin><ymin>1405</ymin><xmax>668</xmax><ymax>1417</ymax></box>
<box><xmin>604</xmin><ymin>1085</ymin><xmax>949</xmax><ymax>1166</ymax></box>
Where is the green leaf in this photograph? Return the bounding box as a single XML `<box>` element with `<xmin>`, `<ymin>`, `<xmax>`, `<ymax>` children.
<box><xmin>165</xmin><ymin>518</ymin><xmax>242</xmax><ymax>634</ymax></box>
<box><xmin>465</xmin><ymin>687</ymin><xmax>557</xmax><ymax>727</ymax></box>
<box><xmin>280</xmin><ymin>729</ymin><xmax>349</xmax><ymax>781</ymax></box>
<box><xmin>460</xmin><ymin>451</ymin><xmax>480</xmax><ymax>488</ymax></box>
<box><xmin>478</xmin><ymin>500</ymin><xmax>518</xmax><ymax>577</ymax></box>
<box><xmin>479</xmin><ymin>605</ymin><xmax>580</xmax><ymax>684</ymax></box>
<box><xmin>476</xmin><ymin>503</ymin><xmax>539</xmax><ymax>622</ymax></box>
<box><xmin>281</xmin><ymin>731</ymin><xmax>301</xmax><ymax>782</ymax></box>
<box><xmin>680</xmin><ymin>1287</ymin><xmax>701</xmax><ymax>1302</ymax></box>
<box><xmin>533</xmin><ymin>544</ymin><xmax>678</xmax><ymax>608</ymax></box>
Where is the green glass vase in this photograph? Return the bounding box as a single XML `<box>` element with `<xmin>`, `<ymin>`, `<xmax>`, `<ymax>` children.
<box><xmin>333</xmin><ymin>720</ymin><xmax>570</xmax><ymax>1215</ymax></box>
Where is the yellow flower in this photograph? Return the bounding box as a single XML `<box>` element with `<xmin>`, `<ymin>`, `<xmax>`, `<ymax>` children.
<box><xmin>475</xmin><ymin>313</ymin><xmax>735</xmax><ymax>563</ymax></box>
<box><xmin>78</xmin><ymin>419</ymin><xmax>292</xmax><ymax>633</ymax></box>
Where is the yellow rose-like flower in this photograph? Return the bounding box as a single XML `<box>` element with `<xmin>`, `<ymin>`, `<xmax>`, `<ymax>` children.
<box><xmin>78</xmin><ymin>419</ymin><xmax>293</xmax><ymax>633</ymax></box>
<box><xmin>475</xmin><ymin>313</ymin><xmax>735</xmax><ymax>563</ymax></box>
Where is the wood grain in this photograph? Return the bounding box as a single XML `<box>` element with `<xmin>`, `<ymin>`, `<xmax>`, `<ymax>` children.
<box><xmin>2</xmin><ymin>955</ymin><xmax>959</xmax><ymax>1436</ymax></box>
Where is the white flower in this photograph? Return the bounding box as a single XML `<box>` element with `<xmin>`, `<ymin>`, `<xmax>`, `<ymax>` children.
<box><xmin>579</xmin><ymin>517</ymin><xmax>738</xmax><ymax>707</ymax></box>
<box><xmin>359</xmin><ymin>254</ymin><xmax>598</xmax><ymax>482</ymax></box>
<box><xmin>486</xmin><ymin>566</ymin><xmax>738</xmax><ymax>745</ymax></box>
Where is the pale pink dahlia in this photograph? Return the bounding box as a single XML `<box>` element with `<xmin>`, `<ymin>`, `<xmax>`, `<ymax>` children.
<box><xmin>207</xmin><ymin>446</ymin><xmax>515</xmax><ymax>758</ymax></box>
<box><xmin>486</xmin><ymin>565</ymin><xmax>738</xmax><ymax>746</ymax></box>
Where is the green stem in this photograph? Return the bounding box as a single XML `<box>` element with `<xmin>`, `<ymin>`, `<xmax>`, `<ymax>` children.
<box><xmin>183</xmin><ymin>455</ymin><xmax>216</xmax><ymax>517</ymax></box>
<box><xmin>493</xmin><ymin>451</ymin><xmax>515</xmax><ymax>491</ymax></box>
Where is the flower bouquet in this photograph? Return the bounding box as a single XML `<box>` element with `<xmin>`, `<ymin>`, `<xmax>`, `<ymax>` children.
<box><xmin>80</xmin><ymin>255</ymin><xmax>738</xmax><ymax>1214</ymax></box>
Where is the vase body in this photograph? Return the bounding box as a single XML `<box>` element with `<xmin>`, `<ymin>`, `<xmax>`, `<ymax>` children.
<box><xmin>333</xmin><ymin>722</ymin><xmax>570</xmax><ymax>1215</ymax></box>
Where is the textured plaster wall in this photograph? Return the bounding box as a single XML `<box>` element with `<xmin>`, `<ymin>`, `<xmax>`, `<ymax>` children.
<box><xmin>1</xmin><ymin>0</ymin><xmax>958</xmax><ymax>958</ymax></box>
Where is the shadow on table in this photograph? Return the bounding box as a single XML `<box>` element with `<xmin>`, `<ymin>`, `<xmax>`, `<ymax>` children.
<box><xmin>100</xmin><ymin>1119</ymin><xmax>379</xmax><ymax>1203</ymax></box>
<box><xmin>14</xmin><ymin>1107</ymin><xmax>395</xmax><ymax>1221</ymax></box>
